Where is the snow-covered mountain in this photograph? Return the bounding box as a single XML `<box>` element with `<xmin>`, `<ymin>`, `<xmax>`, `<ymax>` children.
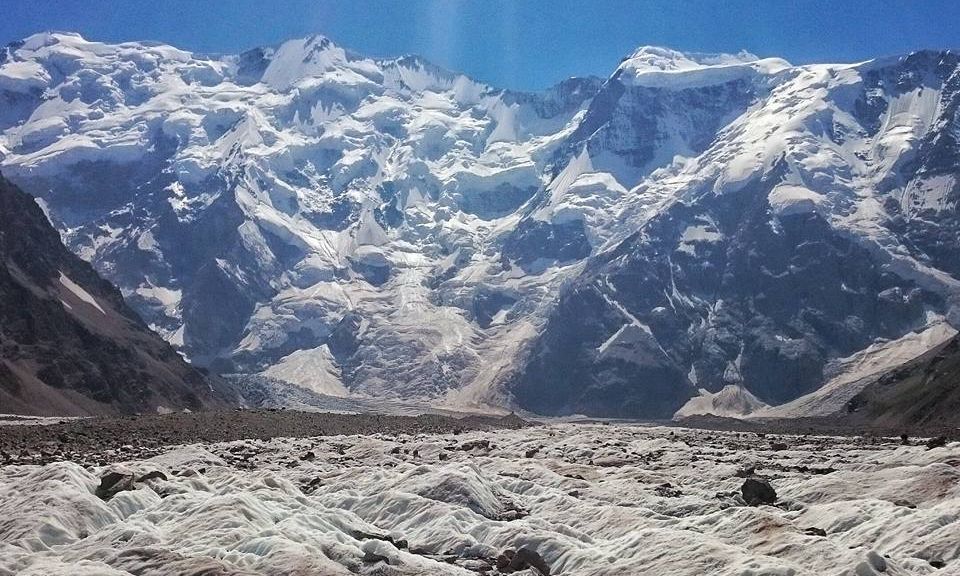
<box><xmin>1</xmin><ymin>33</ymin><xmax>958</xmax><ymax>417</ymax></box>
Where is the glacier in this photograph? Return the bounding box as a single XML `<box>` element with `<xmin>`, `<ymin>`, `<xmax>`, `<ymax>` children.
<box><xmin>1</xmin><ymin>424</ymin><xmax>957</xmax><ymax>575</ymax></box>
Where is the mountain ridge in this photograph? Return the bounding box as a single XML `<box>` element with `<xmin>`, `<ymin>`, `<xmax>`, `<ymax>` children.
<box><xmin>1</xmin><ymin>32</ymin><xmax>958</xmax><ymax>417</ymax></box>
<box><xmin>0</xmin><ymin>172</ymin><xmax>231</xmax><ymax>415</ymax></box>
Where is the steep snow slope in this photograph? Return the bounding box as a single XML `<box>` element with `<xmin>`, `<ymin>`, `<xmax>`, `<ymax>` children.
<box><xmin>0</xmin><ymin>33</ymin><xmax>609</xmax><ymax>406</ymax></box>
<box><xmin>2</xmin><ymin>33</ymin><xmax>959</xmax><ymax>416</ymax></box>
<box><xmin>0</xmin><ymin>174</ymin><xmax>229</xmax><ymax>415</ymax></box>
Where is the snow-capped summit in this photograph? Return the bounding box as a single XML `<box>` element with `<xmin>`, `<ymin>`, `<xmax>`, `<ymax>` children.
<box><xmin>621</xmin><ymin>45</ymin><xmax>761</xmax><ymax>72</ymax></box>
<box><xmin>615</xmin><ymin>45</ymin><xmax>790</xmax><ymax>88</ymax></box>
<box><xmin>1</xmin><ymin>33</ymin><xmax>958</xmax><ymax>417</ymax></box>
<box><xmin>238</xmin><ymin>34</ymin><xmax>379</xmax><ymax>89</ymax></box>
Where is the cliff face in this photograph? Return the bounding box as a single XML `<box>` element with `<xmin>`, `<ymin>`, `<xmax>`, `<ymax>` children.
<box><xmin>0</xmin><ymin>174</ymin><xmax>228</xmax><ymax>415</ymax></box>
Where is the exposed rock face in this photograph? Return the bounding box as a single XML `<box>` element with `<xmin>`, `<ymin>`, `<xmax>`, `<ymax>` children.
<box><xmin>0</xmin><ymin>174</ymin><xmax>230</xmax><ymax>415</ymax></box>
<box><xmin>513</xmin><ymin>166</ymin><xmax>944</xmax><ymax>417</ymax></box>
<box><xmin>95</xmin><ymin>471</ymin><xmax>136</xmax><ymax>500</ymax></box>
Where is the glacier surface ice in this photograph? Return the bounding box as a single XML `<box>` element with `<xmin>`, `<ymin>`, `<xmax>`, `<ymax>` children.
<box><xmin>1</xmin><ymin>423</ymin><xmax>957</xmax><ymax>575</ymax></box>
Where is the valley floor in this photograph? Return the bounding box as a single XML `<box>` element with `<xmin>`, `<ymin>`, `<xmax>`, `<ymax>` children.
<box><xmin>0</xmin><ymin>418</ymin><xmax>957</xmax><ymax>575</ymax></box>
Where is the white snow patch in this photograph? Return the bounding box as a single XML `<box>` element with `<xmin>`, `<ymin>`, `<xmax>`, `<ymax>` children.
<box><xmin>58</xmin><ymin>271</ymin><xmax>106</xmax><ymax>315</ymax></box>
<box><xmin>677</xmin><ymin>223</ymin><xmax>723</xmax><ymax>255</ymax></box>
<box><xmin>768</xmin><ymin>184</ymin><xmax>826</xmax><ymax>216</ymax></box>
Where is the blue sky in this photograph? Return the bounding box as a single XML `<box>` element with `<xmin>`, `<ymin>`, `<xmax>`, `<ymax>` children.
<box><xmin>3</xmin><ymin>1</ymin><xmax>959</xmax><ymax>90</ymax></box>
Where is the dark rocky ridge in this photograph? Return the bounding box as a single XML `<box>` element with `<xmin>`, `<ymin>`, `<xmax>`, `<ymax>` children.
<box><xmin>0</xmin><ymin>174</ymin><xmax>233</xmax><ymax>415</ymax></box>
<box><xmin>846</xmin><ymin>334</ymin><xmax>960</xmax><ymax>430</ymax></box>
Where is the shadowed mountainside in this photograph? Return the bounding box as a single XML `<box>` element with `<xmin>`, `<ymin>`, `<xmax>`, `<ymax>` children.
<box><xmin>0</xmin><ymin>174</ymin><xmax>233</xmax><ymax>415</ymax></box>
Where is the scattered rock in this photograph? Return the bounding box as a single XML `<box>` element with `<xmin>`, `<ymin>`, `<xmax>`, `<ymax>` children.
<box><xmin>95</xmin><ymin>471</ymin><xmax>135</xmax><ymax>501</ymax></box>
<box><xmin>925</xmin><ymin>436</ymin><xmax>947</xmax><ymax>450</ymax></box>
<box><xmin>928</xmin><ymin>559</ymin><xmax>945</xmax><ymax>569</ymax></box>
<box><xmin>301</xmin><ymin>450</ymin><xmax>316</xmax><ymax>461</ymax></box>
<box><xmin>362</xmin><ymin>550</ymin><xmax>390</xmax><ymax>564</ymax></box>
<box><xmin>459</xmin><ymin>558</ymin><xmax>494</xmax><ymax>572</ymax></box>
<box><xmin>865</xmin><ymin>550</ymin><xmax>887</xmax><ymax>572</ymax></box>
<box><xmin>770</xmin><ymin>442</ymin><xmax>788</xmax><ymax>451</ymax></box>
<box><xmin>654</xmin><ymin>482</ymin><xmax>683</xmax><ymax>498</ymax></box>
<box><xmin>136</xmin><ymin>470</ymin><xmax>167</xmax><ymax>482</ymax></box>
<box><xmin>460</xmin><ymin>439</ymin><xmax>491</xmax><ymax>451</ymax></box>
<box><xmin>804</xmin><ymin>527</ymin><xmax>827</xmax><ymax>537</ymax></box>
<box><xmin>499</xmin><ymin>503</ymin><xmax>529</xmax><ymax>521</ymax></box>
<box><xmin>351</xmin><ymin>530</ymin><xmax>408</xmax><ymax>550</ymax></box>
<box><xmin>793</xmin><ymin>465</ymin><xmax>836</xmax><ymax>475</ymax></box>
<box><xmin>496</xmin><ymin>550</ymin><xmax>515</xmax><ymax>570</ymax></box>
<box><xmin>734</xmin><ymin>465</ymin><xmax>756</xmax><ymax>478</ymax></box>
<box><xmin>524</xmin><ymin>447</ymin><xmax>539</xmax><ymax>458</ymax></box>
<box><xmin>740</xmin><ymin>477</ymin><xmax>777</xmax><ymax>506</ymax></box>
<box><xmin>892</xmin><ymin>499</ymin><xmax>916</xmax><ymax>509</ymax></box>
<box><xmin>508</xmin><ymin>547</ymin><xmax>551</xmax><ymax>575</ymax></box>
<box><xmin>899</xmin><ymin>433</ymin><xmax>910</xmax><ymax>445</ymax></box>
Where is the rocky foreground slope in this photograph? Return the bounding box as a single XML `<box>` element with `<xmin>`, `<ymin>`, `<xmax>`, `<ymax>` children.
<box><xmin>2</xmin><ymin>34</ymin><xmax>959</xmax><ymax>417</ymax></box>
<box><xmin>0</xmin><ymin>174</ymin><xmax>228</xmax><ymax>415</ymax></box>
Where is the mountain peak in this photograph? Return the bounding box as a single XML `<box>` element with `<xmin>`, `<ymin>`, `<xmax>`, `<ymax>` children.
<box><xmin>623</xmin><ymin>45</ymin><xmax>762</xmax><ymax>71</ymax></box>
<box><xmin>254</xmin><ymin>33</ymin><xmax>380</xmax><ymax>89</ymax></box>
<box><xmin>16</xmin><ymin>31</ymin><xmax>87</xmax><ymax>51</ymax></box>
<box><xmin>615</xmin><ymin>45</ymin><xmax>790</xmax><ymax>87</ymax></box>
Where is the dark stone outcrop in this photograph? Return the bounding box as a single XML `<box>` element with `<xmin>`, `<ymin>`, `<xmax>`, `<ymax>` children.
<box><xmin>741</xmin><ymin>477</ymin><xmax>777</xmax><ymax>506</ymax></box>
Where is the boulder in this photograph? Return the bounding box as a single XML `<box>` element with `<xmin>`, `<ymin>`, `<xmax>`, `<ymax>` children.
<box><xmin>95</xmin><ymin>471</ymin><xmax>136</xmax><ymax>501</ymax></box>
<box><xmin>925</xmin><ymin>436</ymin><xmax>947</xmax><ymax>450</ymax></box>
<box><xmin>740</xmin><ymin>477</ymin><xmax>777</xmax><ymax>506</ymax></box>
<box><xmin>497</xmin><ymin>547</ymin><xmax>551</xmax><ymax>575</ymax></box>
<box><xmin>136</xmin><ymin>470</ymin><xmax>167</xmax><ymax>482</ymax></box>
